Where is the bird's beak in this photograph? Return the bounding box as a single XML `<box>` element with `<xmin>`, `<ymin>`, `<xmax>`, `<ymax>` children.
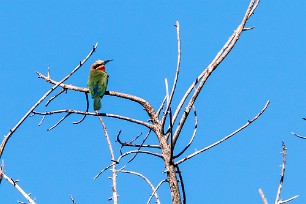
<box><xmin>104</xmin><ymin>59</ymin><xmax>113</xmax><ymax>65</ymax></box>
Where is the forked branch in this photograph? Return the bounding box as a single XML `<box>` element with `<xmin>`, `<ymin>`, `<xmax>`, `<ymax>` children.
<box><xmin>259</xmin><ymin>142</ymin><xmax>298</xmax><ymax>204</ymax></box>
<box><xmin>118</xmin><ymin>169</ymin><xmax>160</xmax><ymax>204</ymax></box>
<box><xmin>172</xmin><ymin>0</ymin><xmax>261</xmax><ymax>147</ymax></box>
<box><xmin>0</xmin><ymin>43</ymin><xmax>98</xmax><ymax>158</ymax></box>
<box><xmin>36</xmin><ymin>72</ymin><xmax>158</xmax><ymax>123</ymax></box>
<box><xmin>176</xmin><ymin>100</ymin><xmax>270</xmax><ymax>165</ymax></box>
<box><xmin>0</xmin><ymin>167</ymin><xmax>36</xmax><ymax>204</ymax></box>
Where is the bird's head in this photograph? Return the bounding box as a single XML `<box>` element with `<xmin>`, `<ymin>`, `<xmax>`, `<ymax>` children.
<box><xmin>91</xmin><ymin>59</ymin><xmax>113</xmax><ymax>71</ymax></box>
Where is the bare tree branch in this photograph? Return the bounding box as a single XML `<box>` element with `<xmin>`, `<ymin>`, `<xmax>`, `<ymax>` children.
<box><xmin>259</xmin><ymin>189</ymin><xmax>268</xmax><ymax>204</ymax></box>
<box><xmin>45</xmin><ymin>88</ymin><xmax>67</xmax><ymax>106</ymax></box>
<box><xmin>94</xmin><ymin>149</ymin><xmax>162</xmax><ymax>180</ymax></box>
<box><xmin>70</xmin><ymin>194</ymin><xmax>77</xmax><ymax>204</ymax></box>
<box><xmin>127</xmin><ymin>129</ymin><xmax>152</xmax><ymax>163</ymax></box>
<box><xmin>176</xmin><ymin>100</ymin><xmax>270</xmax><ymax>165</ymax></box>
<box><xmin>32</xmin><ymin>110</ymin><xmax>153</xmax><ymax>129</ymax></box>
<box><xmin>73</xmin><ymin>92</ymin><xmax>89</xmax><ymax>124</ymax></box>
<box><xmin>116</xmin><ymin>131</ymin><xmax>159</xmax><ymax>150</ymax></box>
<box><xmin>175</xmin><ymin>165</ymin><xmax>186</xmax><ymax>204</ymax></box>
<box><xmin>173</xmin><ymin>105</ymin><xmax>197</xmax><ymax>159</ymax></box>
<box><xmin>278</xmin><ymin>195</ymin><xmax>299</xmax><ymax>204</ymax></box>
<box><xmin>47</xmin><ymin>113</ymin><xmax>71</xmax><ymax>131</ymax></box>
<box><xmin>156</xmin><ymin>96</ymin><xmax>167</xmax><ymax>119</ymax></box>
<box><xmin>94</xmin><ymin>163</ymin><xmax>116</xmax><ymax>180</ymax></box>
<box><xmin>0</xmin><ymin>43</ymin><xmax>98</xmax><ymax>158</ymax></box>
<box><xmin>36</xmin><ymin>72</ymin><xmax>158</xmax><ymax>123</ymax></box>
<box><xmin>259</xmin><ymin>142</ymin><xmax>298</xmax><ymax>204</ymax></box>
<box><xmin>118</xmin><ymin>169</ymin><xmax>160</xmax><ymax>204</ymax></box>
<box><xmin>275</xmin><ymin>141</ymin><xmax>287</xmax><ymax>203</ymax></box>
<box><xmin>172</xmin><ymin>0</ymin><xmax>260</xmax><ymax>147</ymax></box>
<box><xmin>161</xmin><ymin>21</ymin><xmax>181</xmax><ymax>128</ymax></box>
<box><xmin>274</xmin><ymin>142</ymin><xmax>298</xmax><ymax>204</ymax></box>
<box><xmin>0</xmin><ymin>169</ymin><xmax>36</xmax><ymax>204</ymax></box>
<box><xmin>147</xmin><ymin>179</ymin><xmax>167</xmax><ymax>204</ymax></box>
<box><xmin>96</xmin><ymin>114</ymin><xmax>118</xmax><ymax>204</ymax></box>
<box><xmin>291</xmin><ymin>131</ymin><xmax>306</xmax><ymax>139</ymax></box>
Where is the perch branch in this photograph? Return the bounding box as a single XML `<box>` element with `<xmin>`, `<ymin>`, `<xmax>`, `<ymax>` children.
<box><xmin>36</xmin><ymin>72</ymin><xmax>158</xmax><ymax>123</ymax></box>
<box><xmin>118</xmin><ymin>169</ymin><xmax>160</xmax><ymax>204</ymax></box>
<box><xmin>176</xmin><ymin>100</ymin><xmax>269</xmax><ymax>165</ymax></box>
<box><xmin>0</xmin><ymin>43</ymin><xmax>98</xmax><ymax>158</ymax></box>
<box><xmin>172</xmin><ymin>0</ymin><xmax>260</xmax><ymax>147</ymax></box>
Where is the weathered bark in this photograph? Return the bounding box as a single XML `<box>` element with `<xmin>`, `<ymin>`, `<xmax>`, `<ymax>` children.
<box><xmin>155</xmin><ymin>125</ymin><xmax>182</xmax><ymax>204</ymax></box>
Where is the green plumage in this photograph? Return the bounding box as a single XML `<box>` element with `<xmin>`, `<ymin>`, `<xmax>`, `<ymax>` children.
<box><xmin>88</xmin><ymin>69</ymin><xmax>108</xmax><ymax>110</ymax></box>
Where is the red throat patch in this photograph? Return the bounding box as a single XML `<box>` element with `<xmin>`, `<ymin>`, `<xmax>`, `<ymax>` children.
<box><xmin>97</xmin><ymin>65</ymin><xmax>105</xmax><ymax>72</ymax></box>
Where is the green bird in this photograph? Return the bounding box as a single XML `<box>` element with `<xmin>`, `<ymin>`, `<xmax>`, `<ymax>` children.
<box><xmin>88</xmin><ymin>59</ymin><xmax>112</xmax><ymax>110</ymax></box>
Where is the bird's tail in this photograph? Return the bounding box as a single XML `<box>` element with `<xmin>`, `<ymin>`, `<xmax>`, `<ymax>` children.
<box><xmin>94</xmin><ymin>96</ymin><xmax>101</xmax><ymax>110</ymax></box>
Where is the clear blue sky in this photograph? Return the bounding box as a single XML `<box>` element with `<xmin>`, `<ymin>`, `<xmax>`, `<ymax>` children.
<box><xmin>1</xmin><ymin>1</ymin><xmax>306</xmax><ymax>203</ymax></box>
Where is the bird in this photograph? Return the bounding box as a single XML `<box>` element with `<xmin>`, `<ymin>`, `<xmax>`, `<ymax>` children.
<box><xmin>87</xmin><ymin>59</ymin><xmax>112</xmax><ymax>111</ymax></box>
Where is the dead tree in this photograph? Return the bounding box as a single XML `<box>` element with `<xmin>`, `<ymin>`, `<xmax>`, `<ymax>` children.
<box><xmin>0</xmin><ymin>0</ymin><xmax>272</xmax><ymax>203</ymax></box>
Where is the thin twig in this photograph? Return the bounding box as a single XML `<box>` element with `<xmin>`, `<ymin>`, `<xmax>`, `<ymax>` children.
<box><xmin>0</xmin><ymin>171</ymin><xmax>36</xmax><ymax>204</ymax></box>
<box><xmin>129</xmin><ymin>132</ymin><xmax>143</xmax><ymax>143</ymax></box>
<box><xmin>94</xmin><ymin>150</ymin><xmax>162</xmax><ymax>180</ymax></box>
<box><xmin>70</xmin><ymin>194</ymin><xmax>77</xmax><ymax>204</ymax></box>
<box><xmin>73</xmin><ymin>92</ymin><xmax>89</xmax><ymax>124</ymax></box>
<box><xmin>258</xmin><ymin>189</ymin><xmax>268</xmax><ymax>204</ymax></box>
<box><xmin>118</xmin><ymin>169</ymin><xmax>160</xmax><ymax>204</ymax></box>
<box><xmin>176</xmin><ymin>100</ymin><xmax>270</xmax><ymax>165</ymax></box>
<box><xmin>173</xmin><ymin>105</ymin><xmax>197</xmax><ymax>159</ymax></box>
<box><xmin>32</xmin><ymin>110</ymin><xmax>153</xmax><ymax>129</ymax></box>
<box><xmin>176</xmin><ymin>165</ymin><xmax>186</xmax><ymax>204</ymax></box>
<box><xmin>146</xmin><ymin>179</ymin><xmax>167</xmax><ymax>204</ymax></box>
<box><xmin>171</xmin><ymin>0</ymin><xmax>260</xmax><ymax>147</ymax></box>
<box><xmin>38</xmin><ymin>115</ymin><xmax>46</xmax><ymax>126</ymax></box>
<box><xmin>279</xmin><ymin>195</ymin><xmax>299</xmax><ymax>204</ymax></box>
<box><xmin>275</xmin><ymin>141</ymin><xmax>287</xmax><ymax>203</ymax></box>
<box><xmin>290</xmin><ymin>132</ymin><xmax>306</xmax><ymax>139</ymax></box>
<box><xmin>156</xmin><ymin>96</ymin><xmax>167</xmax><ymax>119</ymax></box>
<box><xmin>94</xmin><ymin>163</ymin><xmax>116</xmax><ymax>180</ymax></box>
<box><xmin>96</xmin><ymin>114</ymin><xmax>118</xmax><ymax>203</ymax></box>
<box><xmin>45</xmin><ymin>88</ymin><xmax>66</xmax><ymax>106</ymax></box>
<box><xmin>47</xmin><ymin>113</ymin><xmax>71</xmax><ymax>131</ymax></box>
<box><xmin>0</xmin><ymin>160</ymin><xmax>3</xmax><ymax>184</ymax></box>
<box><xmin>128</xmin><ymin>130</ymin><xmax>152</xmax><ymax>163</ymax></box>
<box><xmin>161</xmin><ymin>21</ymin><xmax>181</xmax><ymax>127</ymax></box>
<box><xmin>0</xmin><ymin>43</ymin><xmax>98</xmax><ymax>158</ymax></box>
<box><xmin>274</xmin><ymin>141</ymin><xmax>299</xmax><ymax>204</ymax></box>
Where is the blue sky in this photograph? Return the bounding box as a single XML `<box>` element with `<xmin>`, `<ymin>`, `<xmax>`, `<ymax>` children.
<box><xmin>1</xmin><ymin>1</ymin><xmax>306</xmax><ymax>203</ymax></box>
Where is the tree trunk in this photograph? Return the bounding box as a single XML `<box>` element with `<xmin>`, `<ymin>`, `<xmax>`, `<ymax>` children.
<box><xmin>159</xmin><ymin>134</ymin><xmax>182</xmax><ymax>204</ymax></box>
